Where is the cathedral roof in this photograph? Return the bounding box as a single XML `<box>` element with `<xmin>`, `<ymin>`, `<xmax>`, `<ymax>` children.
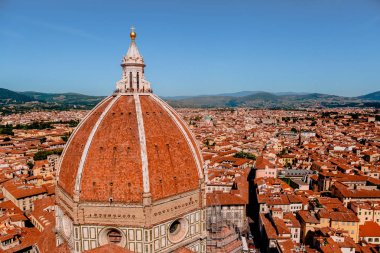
<box><xmin>57</xmin><ymin>93</ymin><xmax>203</xmax><ymax>204</ymax></box>
<box><xmin>55</xmin><ymin>27</ymin><xmax>205</xmax><ymax>253</ymax></box>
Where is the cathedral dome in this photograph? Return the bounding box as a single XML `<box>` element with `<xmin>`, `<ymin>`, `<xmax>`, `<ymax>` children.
<box><xmin>57</xmin><ymin>93</ymin><xmax>203</xmax><ymax>203</ymax></box>
<box><xmin>55</xmin><ymin>28</ymin><xmax>206</xmax><ymax>253</ymax></box>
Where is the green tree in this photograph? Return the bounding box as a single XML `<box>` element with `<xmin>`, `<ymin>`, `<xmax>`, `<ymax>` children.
<box><xmin>27</xmin><ymin>162</ymin><xmax>34</xmax><ymax>169</ymax></box>
<box><xmin>34</xmin><ymin>149</ymin><xmax>63</xmax><ymax>161</ymax></box>
<box><xmin>278</xmin><ymin>148</ymin><xmax>289</xmax><ymax>156</ymax></box>
<box><xmin>0</xmin><ymin>125</ymin><xmax>14</xmax><ymax>135</ymax></box>
<box><xmin>233</xmin><ymin>151</ymin><xmax>256</xmax><ymax>160</ymax></box>
<box><xmin>68</xmin><ymin>120</ymin><xmax>79</xmax><ymax>127</ymax></box>
<box><xmin>204</xmin><ymin>139</ymin><xmax>215</xmax><ymax>147</ymax></box>
<box><xmin>15</xmin><ymin>121</ymin><xmax>54</xmax><ymax>130</ymax></box>
<box><xmin>61</xmin><ymin>132</ymin><xmax>71</xmax><ymax>142</ymax></box>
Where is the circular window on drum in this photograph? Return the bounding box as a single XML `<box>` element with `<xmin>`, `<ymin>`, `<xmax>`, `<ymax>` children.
<box><xmin>168</xmin><ymin>218</ymin><xmax>188</xmax><ymax>243</ymax></box>
<box><xmin>98</xmin><ymin>227</ymin><xmax>126</xmax><ymax>247</ymax></box>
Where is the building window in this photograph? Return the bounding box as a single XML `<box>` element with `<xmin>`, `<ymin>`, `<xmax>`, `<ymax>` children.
<box><xmin>107</xmin><ymin>229</ymin><xmax>122</xmax><ymax>244</ymax></box>
<box><xmin>137</xmin><ymin>72</ymin><xmax>140</xmax><ymax>90</ymax></box>
<box><xmin>129</xmin><ymin>72</ymin><xmax>132</xmax><ymax>88</ymax></box>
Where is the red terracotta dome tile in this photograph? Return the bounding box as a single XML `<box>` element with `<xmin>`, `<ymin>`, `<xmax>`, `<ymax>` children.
<box><xmin>58</xmin><ymin>97</ymin><xmax>113</xmax><ymax>196</ymax></box>
<box><xmin>57</xmin><ymin>94</ymin><xmax>203</xmax><ymax>204</ymax></box>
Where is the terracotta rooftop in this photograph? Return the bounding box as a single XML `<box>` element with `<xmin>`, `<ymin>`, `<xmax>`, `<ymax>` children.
<box><xmin>333</xmin><ymin>181</ymin><xmax>380</xmax><ymax>198</ymax></box>
<box><xmin>206</xmin><ymin>192</ymin><xmax>247</xmax><ymax>206</ymax></box>
<box><xmin>255</xmin><ymin>156</ymin><xmax>276</xmax><ymax>169</ymax></box>
<box><xmin>359</xmin><ymin>221</ymin><xmax>380</xmax><ymax>238</ymax></box>
<box><xmin>297</xmin><ymin>210</ymin><xmax>320</xmax><ymax>224</ymax></box>
<box><xmin>173</xmin><ymin>247</ymin><xmax>196</xmax><ymax>253</ymax></box>
<box><xmin>3</xmin><ymin>180</ymin><xmax>47</xmax><ymax>199</ymax></box>
<box><xmin>84</xmin><ymin>244</ymin><xmax>134</xmax><ymax>253</ymax></box>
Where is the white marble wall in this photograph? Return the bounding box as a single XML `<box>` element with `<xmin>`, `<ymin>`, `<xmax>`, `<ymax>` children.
<box><xmin>56</xmin><ymin>207</ymin><xmax>206</xmax><ymax>253</ymax></box>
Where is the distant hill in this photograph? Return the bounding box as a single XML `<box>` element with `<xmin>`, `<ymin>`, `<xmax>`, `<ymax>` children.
<box><xmin>358</xmin><ymin>91</ymin><xmax>380</xmax><ymax>101</ymax></box>
<box><xmin>167</xmin><ymin>95</ymin><xmax>234</xmax><ymax>108</ymax></box>
<box><xmin>163</xmin><ymin>91</ymin><xmax>263</xmax><ymax>100</ymax></box>
<box><xmin>218</xmin><ymin>91</ymin><xmax>311</xmax><ymax>97</ymax></box>
<box><xmin>0</xmin><ymin>88</ymin><xmax>379</xmax><ymax>110</ymax></box>
<box><xmin>0</xmin><ymin>88</ymin><xmax>36</xmax><ymax>104</ymax></box>
<box><xmin>217</xmin><ymin>91</ymin><xmax>264</xmax><ymax>97</ymax></box>
<box><xmin>165</xmin><ymin>91</ymin><xmax>310</xmax><ymax>100</ymax></box>
<box><xmin>296</xmin><ymin>93</ymin><xmax>339</xmax><ymax>99</ymax></box>
<box><xmin>274</xmin><ymin>92</ymin><xmax>310</xmax><ymax>96</ymax></box>
<box><xmin>166</xmin><ymin>91</ymin><xmax>380</xmax><ymax>109</ymax></box>
<box><xmin>0</xmin><ymin>89</ymin><xmax>105</xmax><ymax>113</ymax></box>
<box><xmin>20</xmin><ymin>91</ymin><xmax>105</xmax><ymax>106</ymax></box>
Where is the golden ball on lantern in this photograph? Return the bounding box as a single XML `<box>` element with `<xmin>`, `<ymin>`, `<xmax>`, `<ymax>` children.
<box><xmin>130</xmin><ymin>31</ymin><xmax>136</xmax><ymax>40</ymax></box>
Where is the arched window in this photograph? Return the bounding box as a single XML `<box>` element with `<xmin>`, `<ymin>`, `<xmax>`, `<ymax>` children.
<box><xmin>129</xmin><ymin>72</ymin><xmax>132</xmax><ymax>88</ymax></box>
<box><xmin>137</xmin><ymin>72</ymin><xmax>140</xmax><ymax>90</ymax></box>
<box><xmin>107</xmin><ymin>229</ymin><xmax>122</xmax><ymax>244</ymax></box>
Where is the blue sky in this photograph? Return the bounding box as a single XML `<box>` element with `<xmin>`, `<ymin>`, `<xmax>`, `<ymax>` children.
<box><xmin>0</xmin><ymin>0</ymin><xmax>379</xmax><ymax>97</ymax></box>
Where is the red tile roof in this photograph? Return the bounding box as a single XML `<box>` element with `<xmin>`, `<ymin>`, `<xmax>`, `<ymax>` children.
<box><xmin>84</xmin><ymin>244</ymin><xmax>134</xmax><ymax>253</ymax></box>
<box><xmin>359</xmin><ymin>221</ymin><xmax>380</xmax><ymax>238</ymax></box>
<box><xmin>206</xmin><ymin>192</ymin><xmax>246</xmax><ymax>206</ymax></box>
<box><xmin>3</xmin><ymin>180</ymin><xmax>47</xmax><ymax>199</ymax></box>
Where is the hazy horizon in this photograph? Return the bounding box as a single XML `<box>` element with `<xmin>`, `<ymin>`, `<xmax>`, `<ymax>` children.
<box><xmin>6</xmin><ymin>88</ymin><xmax>378</xmax><ymax>98</ymax></box>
